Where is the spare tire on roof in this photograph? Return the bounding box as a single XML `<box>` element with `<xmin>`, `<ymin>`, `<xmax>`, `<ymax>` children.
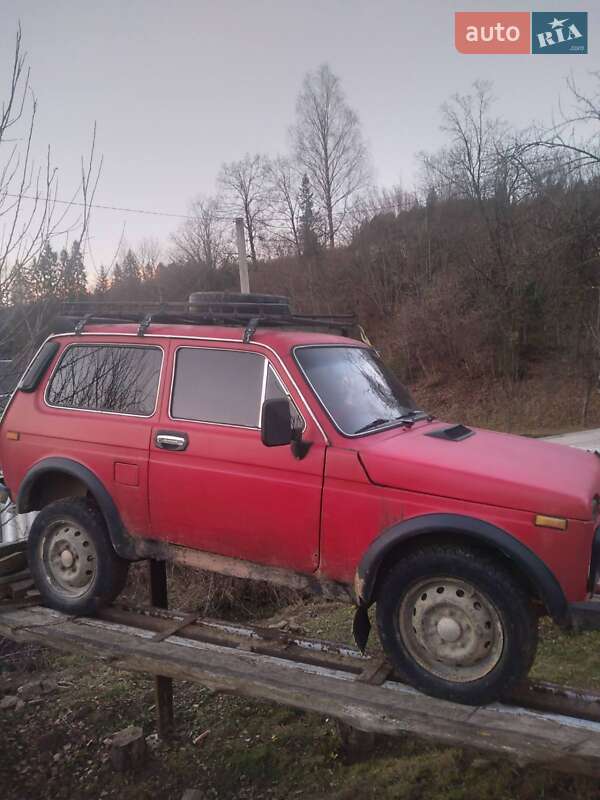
<box><xmin>188</xmin><ymin>292</ymin><xmax>291</xmax><ymax>317</ymax></box>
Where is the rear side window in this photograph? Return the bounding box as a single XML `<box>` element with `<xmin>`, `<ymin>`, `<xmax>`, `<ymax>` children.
<box><xmin>171</xmin><ymin>348</ymin><xmax>264</xmax><ymax>427</ymax></box>
<box><xmin>46</xmin><ymin>344</ymin><xmax>162</xmax><ymax>416</ymax></box>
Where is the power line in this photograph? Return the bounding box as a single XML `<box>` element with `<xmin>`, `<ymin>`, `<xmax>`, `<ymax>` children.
<box><xmin>4</xmin><ymin>191</ymin><xmax>414</xmax><ymax>229</ymax></box>
<box><xmin>5</xmin><ymin>193</ymin><xmax>197</xmax><ymax>221</ymax></box>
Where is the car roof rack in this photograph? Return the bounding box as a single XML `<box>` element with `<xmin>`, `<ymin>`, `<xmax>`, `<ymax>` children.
<box><xmin>55</xmin><ymin>300</ymin><xmax>366</xmax><ymax>343</ymax></box>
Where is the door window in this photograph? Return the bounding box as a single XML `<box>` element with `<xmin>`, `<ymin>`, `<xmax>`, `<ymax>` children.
<box><xmin>171</xmin><ymin>348</ymin><xmax>265</xmax><ymax>427</ymax></box>
<box><xmin>46</xmin><ymin>344</ymin><xmax>162</xmax><ymax>416</ymax></box>
<box><xmin>170</xmin><ymin>348</ymin><xmax>306</xmax><ymax>431</ymax></box>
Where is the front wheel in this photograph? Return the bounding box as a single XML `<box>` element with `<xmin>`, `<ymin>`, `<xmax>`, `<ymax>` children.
<box><xmin>27</xmin><ymin>497</ymin><xmax>129</xmax><ymax>615</ymax></box>
<box><xmin>376</xmin><ymin>545</ymin><xmax>538</xmax><ymax>705</ymax></box>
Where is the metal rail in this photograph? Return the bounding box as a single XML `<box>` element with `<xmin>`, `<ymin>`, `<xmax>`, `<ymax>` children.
<box><xmin>3</xmin><ymin>600</ymin><xmax>600</xmax><ymax>777</ymax></box>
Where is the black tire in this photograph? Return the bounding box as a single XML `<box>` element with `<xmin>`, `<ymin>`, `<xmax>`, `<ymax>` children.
<box><xmin>188</xmin><ymin>292</ymin><xmax>291</xmax><ymax>317</ymax></box>
<box><xmin>189</xmin><ymin>292</ymin><xmax>289</xmax><ymax>305</ymax></box>
<box><xmin>376</xmin><ymin>545</ymin><xmax>538</xmax><ymax>705</ymax></box>
<box><xmin>27</xmin><ymin>497</ymin><xmax>129</xmax><ymax>615</ymax></box>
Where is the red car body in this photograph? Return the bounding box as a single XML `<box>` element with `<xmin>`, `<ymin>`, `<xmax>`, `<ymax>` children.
<box><xmin>1</xmin><ymin>322</ymin><xmax>599</xmax><ymax>621</ymax></box>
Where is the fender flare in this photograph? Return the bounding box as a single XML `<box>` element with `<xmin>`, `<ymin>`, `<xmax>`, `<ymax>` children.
<box><xmin>355</xmin><ymin>513</ymin><xmax>568</xmax><ymax>623</ymax></box>
<box><xmin>17</xmin><ymin>457</ymin><xmax>159</xmax><ymax>560</ymax></box>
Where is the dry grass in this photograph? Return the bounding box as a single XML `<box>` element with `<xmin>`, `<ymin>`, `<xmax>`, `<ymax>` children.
<box><xmin>412</xmin><ymin>361</ymin><xmax>600</xmax><ymax>435</ymax></box>
<box><xmin>0</xmin><ymin>636</ymin><xmax>49</xmax><ymax>674</ymax></box>
<box><xmin>121</xmin><ymin>561</ymin><xmax>303</xmax><ymax>621</ymax></box>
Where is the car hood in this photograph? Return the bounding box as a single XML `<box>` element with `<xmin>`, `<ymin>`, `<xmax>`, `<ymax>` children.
<box><xmin>358</xmin><ymin>423</ymin><xmax>600</xmax><ymax>521</ymax></box>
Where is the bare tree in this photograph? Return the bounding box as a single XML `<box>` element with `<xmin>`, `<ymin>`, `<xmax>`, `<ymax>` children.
<box><xmin>421</xmin><ymin>81</ymin><xmax>532</xmax><ymax>265</ymax></box>
<box><xmin>521</xmin><ymin>73</ymin><xmax>600</xmax><ymax>176</ymax></box>
<box><xmin>291</xmin><ymin>64</ymin><xmax>369</xmax><ymax>248</ymax></box>
<box><xmin>421</xmin><ymin>81</ymin><xmax>507</xmax><ymax>203</ymax></box>
<box><xmin>265</xmin><ymin>156</ymin><xmax>301</xmax><ymax>256</ymax></box>
<box><xmin>137</xmin><ymin>237</ymin><xmax>162</xmax><ymax>281</ymax></box>
<box><xmin>419</xmin><ymin>82</ymin><xmax>543</xmax><ymax>381</ymax></box>
<box><xmin>171</xmin><ymin>196</ymin><xmax>228</xmax><ymax>270</ymax></box>
<box><xmin>347</xmin><ymin>184</ymin><xmax>415</xmax><ymax>229</ymax></box>
<box><xmin>218</xmin><ymin>155</ymin><xmax>268</xmax><ymax>262</ymax></box>
<box><xmin>0</xmin><ymin>24</ymin><xmax>101</xmax><ymax>382</ymax></box>
<box><xmin>0</xmin><ymin>26</ymin><xmax>101</xmax><ymax>306</ymax></box>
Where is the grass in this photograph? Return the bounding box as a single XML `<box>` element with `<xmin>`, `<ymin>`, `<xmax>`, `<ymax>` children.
<box><xmin>3</xmin><ymin>600</ymin><xmax>600</xmax><ymax>800</ymax></box>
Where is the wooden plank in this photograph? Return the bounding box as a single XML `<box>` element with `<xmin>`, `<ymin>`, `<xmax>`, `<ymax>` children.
<box><xmin>2</xmin><ymin>605</ymin><xmax>600</xmax><ymax>778</ymax></box>
<box><xmin>356</xmin><ymin>657</ymin><xmax>393</xmax><ymax>686</ymax></box>
<box><xmin>102</xmin><ymin>604</ymin><xmax>600</xmax><ymax>723</ymax></box>
<box><xmin>151</xmin><ymin>612</ymin><xmax>198</xmax><ymax>643</ymax></box>
<box><xmin>98</xmin><ymin>605</ymin><xmax>367</xmax><ymax>674</ymax></box>
<box><xmin>510</xmin><ymin>680</ymin><xmax>600</xmax><ymax>724</ymax></box>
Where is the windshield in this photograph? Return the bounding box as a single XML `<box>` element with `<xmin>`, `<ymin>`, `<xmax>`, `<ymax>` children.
<box><xmin>295</xmin><ymin>346</ymin><xmax>417</xmax><ymax>435</ymax></box>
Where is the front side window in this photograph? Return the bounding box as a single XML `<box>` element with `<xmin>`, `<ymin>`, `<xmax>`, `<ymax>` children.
<box><xmin>295</xmin><ymin>346</ymin><xmax>416</xmax><ymax>435</ymax></box>
<box><xmin>265</xmin><ymin>364</ymin><xmax>304</xmax><ymax>431</ymax></box>
<box><xmin>47</xmin><ymin>344</ymin><xmax>162</xmax><ymax>416</ymax></box>
<box><xmin>171</xmin><ymin>348</ymin><xmax>264</xmax><ymax>427</ymax></box>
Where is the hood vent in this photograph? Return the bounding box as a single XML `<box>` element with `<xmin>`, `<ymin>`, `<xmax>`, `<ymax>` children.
<box><xmin>425</xmin><ymin>424</ymin><xmax>474</xmax><ymax>442</ymax></box>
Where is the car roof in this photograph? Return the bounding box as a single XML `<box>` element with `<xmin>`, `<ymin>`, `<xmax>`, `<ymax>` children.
<box><xmin>50</xmin><ymin>323</ymin><xmax>366</xmax><ymax>349</ymax></box>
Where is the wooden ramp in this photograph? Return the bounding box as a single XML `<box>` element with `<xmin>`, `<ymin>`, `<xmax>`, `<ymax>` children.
<box><xmin>2</xmin><ymin>603</ymin><xmax>600</xmax><ymax>778</ymax></box>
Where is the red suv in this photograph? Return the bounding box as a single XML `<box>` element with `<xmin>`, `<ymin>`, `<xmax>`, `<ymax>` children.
<box><xmin>1</xmin><ymin>295</ymin><xmax>599</xmax><ymax>705</ymax></box>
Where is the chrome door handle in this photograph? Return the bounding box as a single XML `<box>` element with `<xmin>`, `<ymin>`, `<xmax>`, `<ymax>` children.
<box><xmin>155</xmin><ymin>431</ymin><xmax>188</xmax><ymax>451</ymax></box>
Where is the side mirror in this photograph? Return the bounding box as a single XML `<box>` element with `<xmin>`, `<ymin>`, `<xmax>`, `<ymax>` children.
<box><xmin>261</xmin><ymin>398</ymin><xmax>292</xmax><ymax>447</ymax></box>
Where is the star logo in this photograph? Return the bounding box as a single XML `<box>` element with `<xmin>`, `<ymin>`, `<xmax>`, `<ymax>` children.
<box><xmin>532</xmin><ymin>11</ymin><xmax>588</xmax><ymax>55</ymax></box>
<box><xmin>549</xmin><ymin>17</ymin><xmax>568</xmax><ymax>29</ymax></box>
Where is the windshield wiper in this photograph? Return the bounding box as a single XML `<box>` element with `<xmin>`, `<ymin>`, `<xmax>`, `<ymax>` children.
<box><xmin>397</xmin><ymin>410</ymin><xmax>428</xmax><ymax>423</ymax></box>
<box><xmin>354</xmin><ymin>417</ymin><xmax>392</xmax><ymax>434</ymax></box>
<box><xmin>354</xmin><ymin>410</ymin><xmax>429</xmax><ymax>435</ymax></box>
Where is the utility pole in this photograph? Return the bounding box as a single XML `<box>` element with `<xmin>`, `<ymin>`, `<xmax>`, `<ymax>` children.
<box><xmin>235</xmin><ymin>217</ymin><xmax>250</xmax><ymax>294</ymax></box>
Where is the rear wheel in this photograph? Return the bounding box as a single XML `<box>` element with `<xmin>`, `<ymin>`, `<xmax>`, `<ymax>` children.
<box><xmin>27</xmin><ymin>497</ymin><xmax>129</xmax><ymax>615</ymax></box>
<box><xmin>376</xmin><ymin>545</ymin><xmax>538</xmax><ymax>705</ymax></box>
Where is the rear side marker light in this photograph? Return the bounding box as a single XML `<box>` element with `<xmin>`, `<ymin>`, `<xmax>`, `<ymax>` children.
<box><xmin>5</xmin><ymin>431</ymin><xmax>19</xmax><ymax>441</ymax></box>
<box><xmin>534</xmin><ymin>514</ymin><xmax>568</xmax><ymax>531</ymax></box>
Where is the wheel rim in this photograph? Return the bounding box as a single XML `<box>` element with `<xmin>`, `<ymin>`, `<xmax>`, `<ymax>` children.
<box><xmin>398</xmin><ymin>576</ymin><xmax>504</xmax><ymax>683</ymax></box>
<box><xmin>40</xmin><ymin>520</ymin><xmax>97</xmax><ymax>599</ymax></box>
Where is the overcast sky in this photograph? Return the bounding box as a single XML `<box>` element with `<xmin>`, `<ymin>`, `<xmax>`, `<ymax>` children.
<box><xmin>0</xmin><ymin>0</ymin><xmax>597</xmax><ymax>273</ymax></box>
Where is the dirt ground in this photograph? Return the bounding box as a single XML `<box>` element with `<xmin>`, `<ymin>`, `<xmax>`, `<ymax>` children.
<box><xmin>2</xmin><ymin>600</ymin><xmax>600</xmax><ymax>800</ymax></box>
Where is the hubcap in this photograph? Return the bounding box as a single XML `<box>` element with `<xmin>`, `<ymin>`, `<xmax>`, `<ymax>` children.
<box><xmin>436</xmin><ymin>616</ymin><xmax>461</xmax><ymax>642</ymax></box>
<box><xmin>40</xmin><ymin>522</ymin><xmax>97</xmax><ymax>599</ymax></box>
<box><xmin>399</xmin><ymin>577</ymin><xmax>504</xmax><ymax>683</ymax></box>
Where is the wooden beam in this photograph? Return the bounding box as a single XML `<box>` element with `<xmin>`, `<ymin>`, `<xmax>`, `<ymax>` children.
<box><xmin>3</xmin><ymin>605</ymin><xmax>600</xmax><ymax>779</ymax></box>
<box><xmin>148</xmin><ymin>561</ymin><xmax>174</xmax><ymax>740</ymax></box>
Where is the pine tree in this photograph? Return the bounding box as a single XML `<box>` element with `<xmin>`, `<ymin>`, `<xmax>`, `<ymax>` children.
<box><xmin>94</xmin><ymin>265</ymin><xmax>110</xmax><ymax>295</ymax></box>
<box><xmin>30</xmin><ymin>242</ymin><xmax>60</xmax><ymax>300</ymax></box>
<box><xmin>10</xmin><ymin>263</ymin><xmax>31</xmax><ymax>305</ymax></box>
<box><xmin>112</xmin><ymin>261</ymin><xmax>124</xmax><ymax>287</ymax></box>
<box><xmin>60</xmin><ymin>240</ymin><xmax>87</xmax><ymax>299</ymax></box>
<box><xmin>121</xmin><ymin>249</ymin><xmax>141</xmax><ymax>284</ymax></box>
<box><xmin>299</xmin><ymin>174</ymin><xmax>319</xmax><ymax>257</ymax></box>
